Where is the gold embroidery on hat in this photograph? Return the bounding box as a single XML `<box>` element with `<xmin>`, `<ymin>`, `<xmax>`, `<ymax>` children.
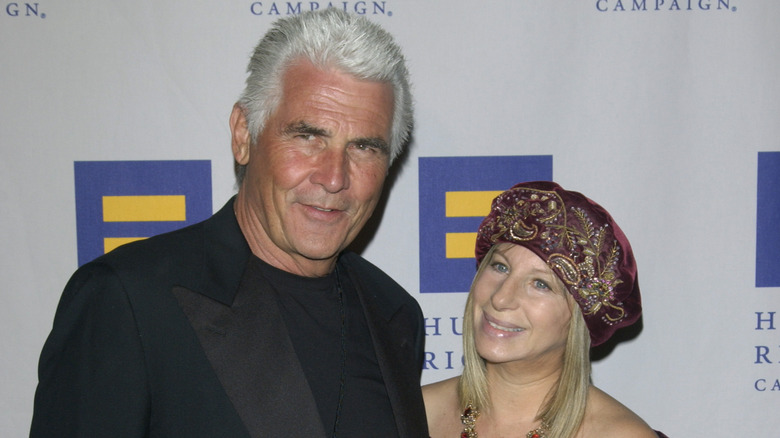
<box><xmin>485</xmin><ymin>188</ymin><xmax>628</xmax><ymax>325</ymax></box>
<box><xmin>490</xmin><ymin>191</ymin><xmax>563</xmax><ymax>244</ymax></box>
<box><xmin>478</xmin><ymin>184</ymin><xmax>636</xmax><ymax>343</ymax></box>
<box><xmin>560</xmin><ymin>207</ymin><xmax>625</xmax><ymax>323</ymax></box>
<box><xmin>548</xmin><ymin>254</ymin><xmax>579</xmax><ymax>285</ymax></box>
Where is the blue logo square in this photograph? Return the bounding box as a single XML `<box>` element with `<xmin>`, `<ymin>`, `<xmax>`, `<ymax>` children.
<box><xmin>418</xmin><ymin>156</ymin><xmax>553</xmax><ymax>293</ymax></box>
<box><xmin>74</xmin><ymin>160</ymin><xmax>212</xmax><ymax>266</ymax></box>
<box><xmin>757</xmin><ymin>152</ymin><xmax>780</xmax><ymax>287</ymax></box>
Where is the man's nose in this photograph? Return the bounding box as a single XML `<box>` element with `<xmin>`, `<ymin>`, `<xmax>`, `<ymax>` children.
<box><xmin>311</xmin><ymin>146</ymin><xmax>350</xmax><ymax>193</ymax></box>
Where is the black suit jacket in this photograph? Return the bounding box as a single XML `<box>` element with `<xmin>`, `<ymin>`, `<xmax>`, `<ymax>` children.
<box><xmin>31</xmin><ymin>199</ymin><xmax>428</xmax><ymax>437</ymax></box>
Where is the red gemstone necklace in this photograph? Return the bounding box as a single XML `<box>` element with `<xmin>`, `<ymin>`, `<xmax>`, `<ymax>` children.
<box><xmin>460</xmin><ymin>403</ymin><xmax>549</xmax><ymax>438</ymax></box>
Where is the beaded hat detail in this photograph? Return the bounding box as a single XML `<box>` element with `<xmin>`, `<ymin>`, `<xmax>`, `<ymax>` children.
<box><xmin>475</xmin><ymin>181</ymin><xmax>641</xmax><ymax>346</ymax></box>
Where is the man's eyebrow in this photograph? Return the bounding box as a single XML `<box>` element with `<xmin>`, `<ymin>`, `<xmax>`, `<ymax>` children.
<box><xmin>283</xmin><ymin>121</ymin><xmax>329</xmax><ymax>137</ymax></box>
<box><xmin>284</xmin><ymin>121</ymin><xmax>390</xmax><ymax>153</ymax></box>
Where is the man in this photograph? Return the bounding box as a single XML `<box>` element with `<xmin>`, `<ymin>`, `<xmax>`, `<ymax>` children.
<box><xmin>30</xmin><ymin>9</ymin><xmax>427</xmax><ymax>437</ymax></box>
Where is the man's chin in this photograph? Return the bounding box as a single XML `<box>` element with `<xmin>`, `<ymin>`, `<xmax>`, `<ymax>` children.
<box><xmin>291</xmin><ymin>242</ymin><xmax>348</xmax><ymax>267</ymax></box>
<box><xmin>298</xmin><ymin>245</ymin><xmax>345</xmax><ymax>262</ymax></box>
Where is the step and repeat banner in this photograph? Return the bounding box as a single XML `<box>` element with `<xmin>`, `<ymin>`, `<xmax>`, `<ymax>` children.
<box><xmin>2</xmin><ymin>1</ymin><xmax>778</xmax><ymax>436</ymax></box>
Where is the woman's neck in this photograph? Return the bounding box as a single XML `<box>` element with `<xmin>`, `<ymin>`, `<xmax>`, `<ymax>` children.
<box><xmin>483</xmin><ymin>361</ymin><xmax>562</xmax><ymax>423</ymax></box>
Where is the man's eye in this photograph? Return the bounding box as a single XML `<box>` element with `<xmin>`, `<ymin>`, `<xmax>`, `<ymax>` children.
<box><xmin>350</xmin><ymin>140</ymin><xmax>389</xmax><ymax>156</ymax></box>
<box><xmin>354</xmin><ymin>143</ymin><xmax>381</xmax><ymax>153</ymax></box>
<box><xmin>297</xmin><ymin>134</ymin><xmax>316</xmax><ymax>141</ymax></box>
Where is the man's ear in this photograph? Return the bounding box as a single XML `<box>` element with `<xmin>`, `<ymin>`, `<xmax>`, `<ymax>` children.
<box><xmin>230</xmin><ymin>103</ymin><xmax>251</xmax><ymax>165</ymax></box>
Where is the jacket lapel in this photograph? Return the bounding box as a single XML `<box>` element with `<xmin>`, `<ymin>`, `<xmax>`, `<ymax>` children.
<box><xmin>340</xmin><ymin>254</ymin><xmax>427</xmax><ymax>437</ymax></box>
<box><xmin>173</xmin><ymin>256</ymin><xmax>326</xmax><ymax>438</ymax></box>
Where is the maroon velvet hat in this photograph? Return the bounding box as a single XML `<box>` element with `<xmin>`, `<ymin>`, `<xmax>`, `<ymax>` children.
<box><xmin>475</xmin><ymin>181</ymin><xmax>641</xmax><ymax>346</ymax></box>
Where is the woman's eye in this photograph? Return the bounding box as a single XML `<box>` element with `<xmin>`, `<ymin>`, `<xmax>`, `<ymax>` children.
<box><xmin>491</xmin><ymin>262</ymin><xmax>509</xmax><ymax>274</ymax></box>
<box><xmin>534</xmin><ymin>279</ymin><xmax>550</xmax><ymax>290</ymax></box>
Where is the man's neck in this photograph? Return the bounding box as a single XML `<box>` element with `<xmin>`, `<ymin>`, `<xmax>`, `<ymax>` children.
<box><xmin>233</xmin><ymin>194</ymin><xmax>337</xmax><ymax>277</ymax></box>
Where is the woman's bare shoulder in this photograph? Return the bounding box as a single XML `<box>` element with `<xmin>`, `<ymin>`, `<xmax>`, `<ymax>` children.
<box><xmin>422</xmin><ymin>377</ymin><xmax>462</xmax><ymax>438</ymax></box>
<box><xmin>579</xmin><ymin>386</ymin><xmax>658</xmax><ymax>438</ymax></box>
<box><xmin>422</xmin><ymin>376</ymin><xmax>460</xmax><ymax>413</ymax></box>
<box><xmin>423</xmin><ymin>376</ymin><xmax>458</xmax><ymax>398</ymax></box>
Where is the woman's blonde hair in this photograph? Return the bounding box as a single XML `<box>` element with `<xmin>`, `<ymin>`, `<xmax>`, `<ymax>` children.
<box><xmin>458</xmin><ymin>245</ymin><xmax>592</xmax><ymax>438</ymax></box>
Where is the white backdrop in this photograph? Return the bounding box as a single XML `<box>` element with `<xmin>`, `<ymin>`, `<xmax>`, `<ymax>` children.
<box><xmin>3</xmin><ymin>1</ymin><xmax>779</xmax><ymax>436</ymax></box>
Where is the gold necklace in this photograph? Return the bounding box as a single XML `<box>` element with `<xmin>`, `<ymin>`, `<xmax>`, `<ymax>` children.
<box><xmin>460</xmin><ymin>403</ymin><xmax>549</xmax><ymax>438</ymax></box>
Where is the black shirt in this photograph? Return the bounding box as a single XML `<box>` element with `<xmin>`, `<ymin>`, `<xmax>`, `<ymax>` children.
<box><xmin>256</xmin><ymin>256</ymin><xmax>398</xmax><ymax>437</ymax></box>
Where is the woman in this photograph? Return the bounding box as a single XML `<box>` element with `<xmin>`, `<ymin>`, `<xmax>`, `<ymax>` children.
<box><xmin>423</xmin><ymin>181</ymin><xmax>667</xmax><ymax>438</ymax></box>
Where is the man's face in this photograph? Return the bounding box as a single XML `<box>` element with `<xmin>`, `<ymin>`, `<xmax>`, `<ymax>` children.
<box><xmin>231</xmin><ymin>60</ymin><xmax>394</xmax><ymax>276</ymax></box>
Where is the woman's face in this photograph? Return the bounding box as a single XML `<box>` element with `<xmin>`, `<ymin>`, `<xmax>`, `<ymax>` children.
<box><xmin>472</xmin><ymin>243</ymin><xmax>573</xmax><ymax>367</ymax></box>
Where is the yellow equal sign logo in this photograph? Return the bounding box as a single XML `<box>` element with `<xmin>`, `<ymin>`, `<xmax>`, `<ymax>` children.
<box><xmin>103</xmin><ymin>195</ymin><xmax>186</xmax><ymax>222</ymax></box>
<box><xmin>102</xmin><ymin>195</ymin><xmax>186</xmax><ymax>253</ymax></box>
<box><xmin>103</xmin><ymin>237</ymin><xmax>146</xmax><ymax>253</ymax></box>
<box><xmin>444</xmin><ymin>191</ymin><xmax>502</xmax><ymax>258</ymax></box>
